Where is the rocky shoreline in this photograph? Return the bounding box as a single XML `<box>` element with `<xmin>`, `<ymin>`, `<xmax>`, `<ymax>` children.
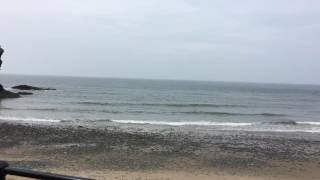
<box><xmin>0</xmin><ymin>84</ymin><xmax>56</xmax><ymax>99</ymax></box>
<box><xmin>1</xmin><ymin>120</ymin><xmax>320</xmax><ymax>179</ymax></box>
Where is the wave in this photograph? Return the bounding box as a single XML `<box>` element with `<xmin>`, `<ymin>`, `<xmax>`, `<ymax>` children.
<box><xmin>0</xmin><ymin>107</ymin><xmax>15</xmax><ymax>110</ymax></box>
<box><xmin>252</xmin><ymin>129</ymin><xmax>320</xmax><ymax>133</ymax></box>
<box><xmin>2</xmin><ymin>106</ymin><xmax>286</xmax><ymax>118</ymax></box>
<box><xmin>88</xmin><ymin>119</ymin><xmax>112</xmax><ymax>122</ymax></box>
<box><xmin>1</xmin><ymin>106</ymin><xmax>150</xmax><ymax>114</ymax></box>
<box><xmin>175</xmin><ymin>111</ymin><xmax>286</xmax><ymax>117</ymax></box>
<box><xmin>111</xmin><ymin>119</ymin><xmax>252</xmax><ymax>126</ymax></box>
<box><xmin>1</xmin><ymin>107</ymin><xmax>61</xmax><ymax>112</ymax></box>
<box><xmin>263</xmin><ymin>121</ymin><xmax>320</xmax><ymax>126</ymax></box>
<box><xmin>2</xmin><ymin>107</ymin><xmax>125</xmax><ymax>114</ymax></box>
<box><xmin>258</xmin><ymin>113</ymin><xmax>286</xmax><ymax>117</ymax></box>
<box><xmin>0</xmin><ymin>116</ymin><xmax>61</xmax><ymax>123</ymax></box>
<box><xmin>262</xmin><ymin>120</ymin><xmax>297</xmax><ymax>125</ymax></box>
<box><xmin>77</xmin><ymin>102</ymin><xmax>246</xmax><ymax>108</ymax></box>
<box><xmin>26</xmin><ymin>108</ymin><xmax>59</xmax><ymax>111</ymax></box>
<box><xmin>297</xmin><ymin>122</ymin><xmax>320</xmax><ymax>125</ymax></box>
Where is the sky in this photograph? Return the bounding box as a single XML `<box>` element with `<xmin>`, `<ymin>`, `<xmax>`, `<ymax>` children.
<box><xmin>0</xmin><ymin>0</ymin><xmax>320</xmax><ymax>84</ymax></box>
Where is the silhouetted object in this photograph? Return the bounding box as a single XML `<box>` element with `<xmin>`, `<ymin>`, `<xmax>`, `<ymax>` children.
<box><xmin>0</xmin><ymin>89</ymin><xmax>20</xmax><ymax>98</ymax></box>
<box><xmin>17</xmin><ymin>92</ymin><xmax>33</xmax><ymax>95</ymax></box>
<box><xmin>12</xmin><ymin>85</ymin><xmax>56</xmax><ymax>91</ymax></box>
<box><xmin>0</xmin><ymin>160</ymin><xmax>93</xmax><ymax>180</ymax></box>
<box><xmin>0</xmin><ymin>46</ymin><xmax>3</xmax><ymax>69</ymax></box>
<box><xmin>0</xmin><ymin>46</ymin><xmax>20</xmax><ymax>98</ymax></box>
<box><xmin>0</xmin><ymin>46</ymin><xmax>4</xmax><ymax>93</ymax></box>
<box><xmin>0</xmin><ymin>80</ymin><xmax>20</xmax><ymax>98</ymax></box>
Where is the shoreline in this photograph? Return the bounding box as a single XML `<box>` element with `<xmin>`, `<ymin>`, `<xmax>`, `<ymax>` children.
<box><xmin>1</xmin><ymin>120</ymin><xmax>320</xmax><ymax>179</ymax></box>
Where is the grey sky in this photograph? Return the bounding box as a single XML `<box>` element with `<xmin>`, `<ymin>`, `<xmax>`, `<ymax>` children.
<box><xmin>1</xmin><ymin>0</ymin><xmax>320</xmax><ymax>84</ymax></box>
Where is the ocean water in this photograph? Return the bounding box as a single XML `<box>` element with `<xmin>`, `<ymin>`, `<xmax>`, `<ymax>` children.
<box><xmin>1</xmin><ymin>74</ymin><xmax>320</xmax><ymax>133</ymax></box>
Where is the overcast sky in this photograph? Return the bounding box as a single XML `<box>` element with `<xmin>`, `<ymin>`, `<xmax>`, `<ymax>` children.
<box><xmin>1</xmin><ymin>0</ymin><xmax>320</xmax><ymax>84</ymax></box>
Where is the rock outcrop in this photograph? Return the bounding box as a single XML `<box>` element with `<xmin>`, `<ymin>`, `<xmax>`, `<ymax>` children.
<box><xmin>12</xmin><ymin>85</ymin><xmax>56</xmax><ymax>91</ymax></box>
<box><xmin>17</xmin><ymin>92</ymin><xmax>33</xmax><ymax>95</ymax></box>
<box><xmin>0</xmin><ymin>84</ymin><xmax>20</xmax><ymax>99</ymax></box>
<box><xmin>0</xmin><ymin>90</ymin><xmax>20</xmax><ymax>99</ymax></box>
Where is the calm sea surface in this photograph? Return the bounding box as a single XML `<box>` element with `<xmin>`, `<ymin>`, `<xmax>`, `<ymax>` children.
<box><xmin>1</xmin><ymin>74</ymin><xmax>320</xmax><ymax>133</ymax></box>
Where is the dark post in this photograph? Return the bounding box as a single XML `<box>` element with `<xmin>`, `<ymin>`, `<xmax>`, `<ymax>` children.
<box><xmin>0</xmin><ymin>161</ymin><xmax>9</xmax><ymax>180</ymax></box>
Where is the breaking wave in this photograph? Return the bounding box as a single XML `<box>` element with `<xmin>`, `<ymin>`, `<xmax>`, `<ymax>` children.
<box><xmin>176</xmin><ymin>111</ymin><xmax>286</xmax><ymax>117</ymax></box>
<box><xmin>111</xmin><ymin>119</ymin><xmax>252</xmax><ymax>126</ymax></box>
<box><xmin>2</xmin><ymin>106</ymin><xmax>286</xmax><ymax>117</ymax></box>
<box><xmin>0</xmin><ymin>116</ymin><xmax>61</xmax><ymax>123</ymax></box>
<box><xmin>296</xmin><ymin>121</ymin><xmax>320</xmax><ymax>125</ymax></box>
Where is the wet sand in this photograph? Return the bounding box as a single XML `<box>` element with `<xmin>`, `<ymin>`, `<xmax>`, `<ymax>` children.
<box><xmin>1</xmin><ymin>120</ymin><xmax>320</xmax><ymax>180</ymax></box>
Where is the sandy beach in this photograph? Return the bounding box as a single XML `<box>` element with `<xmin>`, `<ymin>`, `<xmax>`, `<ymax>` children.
<box><xmin>0</xmin><ymin>120</ymin><xmax>320</xmax><ymax>180</ymax></box>
<box><xmin>1</xmin><ymin>0</ymin><xmax>320</xmax><ymax>179</ymax></box>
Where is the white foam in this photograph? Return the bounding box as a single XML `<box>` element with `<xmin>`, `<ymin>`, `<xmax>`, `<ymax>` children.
<box><xmin>0</xmin><ymin>116</ymin><xmax>61</xmax><ymax>123</ymax></box>
<box><xmin>297</xmin><ymin>122</ymin><xmax>320</xmax><ymax>125</ymax></box>
<box><xmin>111</xmin><ymin>120</ymin><xmax>252</xmax><ymax>126</ymax></box>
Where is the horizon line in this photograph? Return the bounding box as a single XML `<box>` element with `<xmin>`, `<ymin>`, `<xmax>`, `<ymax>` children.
<box><xmin>1</xmin><ymin>72</ymin><xmax>319</xmax><ymax>87</ymax></box>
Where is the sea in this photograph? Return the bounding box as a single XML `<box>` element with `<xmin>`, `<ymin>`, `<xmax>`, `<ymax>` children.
<box><xmin>0</xmin><ymin>74</ymin><xmax>320</xmax><ymax>133</ymax></box>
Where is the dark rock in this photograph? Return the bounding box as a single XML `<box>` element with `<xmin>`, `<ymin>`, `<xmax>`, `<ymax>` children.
<box><xmin>0</xmin><ymin>90</ymin><xmax>20</xmax><ymax>99</ymax></box>
<box><xmin>17</xmin><ymin>92</ymin><xmax>33</xmax><ymax>95</ymax></box>
<box><xmin>12</xmin><ymin>85</ymin><xmax>56</xmax><ymax>91</ymax></box>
